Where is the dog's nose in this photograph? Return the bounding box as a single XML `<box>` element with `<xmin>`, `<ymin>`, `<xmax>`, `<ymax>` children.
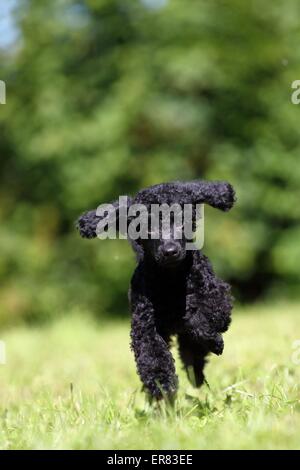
<box><xmin>164</xmin><ymin>243</ymin><xmax>179</xmax><ymax>257</ymax></box>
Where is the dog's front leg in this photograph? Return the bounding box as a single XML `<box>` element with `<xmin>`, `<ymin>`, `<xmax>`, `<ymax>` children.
<box><xmin>130</xmin><ymin>293</ymin><xmax>178</xmax><ymax>400</ymax></box>
<box><xmin>184</xmin><ymin>308</ymin><xmax>225</xmax><ymax>356</ymax></box>
<box><xmin>184</xmin><ymin>258</ymin><xmax>233</xmax><ymax>355</ymax></box>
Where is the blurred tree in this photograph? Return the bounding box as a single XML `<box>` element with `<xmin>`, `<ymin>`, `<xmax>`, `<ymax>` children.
<box><xmin>0</xmin><ymin>0</ymin><xmax>300</xmax><ymax>324</ymax></box>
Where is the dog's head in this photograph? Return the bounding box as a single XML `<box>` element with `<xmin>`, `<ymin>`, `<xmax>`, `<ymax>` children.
<box><xmin>77</xmin><ymin>180</ymin><xmax>236</xmax><ymax>268</ymax></box>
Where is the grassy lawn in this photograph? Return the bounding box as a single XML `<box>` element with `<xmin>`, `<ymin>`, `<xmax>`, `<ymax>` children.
<box><xmin>0</xmin><ymin>303</ymin><xmax>299</xmax><ymax>450</ymax></box>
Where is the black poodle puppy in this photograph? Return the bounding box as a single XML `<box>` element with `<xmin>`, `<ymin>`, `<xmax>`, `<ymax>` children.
<box><xmin>77</xmin><ymin>181</ymin><xmax>236</xmax><ymax>400</ymax></box>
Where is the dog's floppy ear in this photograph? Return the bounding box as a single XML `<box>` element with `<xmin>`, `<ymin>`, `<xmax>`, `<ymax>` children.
<box><xmin>183</xmin><ymin>180</ymin><xmax>236</xmax><ymax>212</ymax></box>
<box><xmin>76</xmin><ymin>196</ymin><xmax>133</xmax><ymax>239</ymax></box>
<box><xmin>76</xmin><ymin>209</ymin><xmax>100</xmax><ymax>239</ymax></box>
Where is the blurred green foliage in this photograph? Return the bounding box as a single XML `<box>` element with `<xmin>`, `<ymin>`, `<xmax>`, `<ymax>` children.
<box><xmin>1</xmin><ymin>0</ymin><xmax>300</xmax><ymax>325</ymax></box>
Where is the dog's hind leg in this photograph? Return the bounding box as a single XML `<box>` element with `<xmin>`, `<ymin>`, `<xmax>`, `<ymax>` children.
<box><xmin>178</xmin><ymin>334</ymin><xmax>209</xmax><ymax>388</ymax></box>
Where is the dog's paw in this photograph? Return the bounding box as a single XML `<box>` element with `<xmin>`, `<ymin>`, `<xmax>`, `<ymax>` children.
<box><xmin>208</xmin><ymin>334</ymin><xmax>224</xmax><ymax>355</ymax></box>
<box><xmin>144</xmin><ymin>376</ymin><xmax>178</xmax><ymax>403</ymax></box>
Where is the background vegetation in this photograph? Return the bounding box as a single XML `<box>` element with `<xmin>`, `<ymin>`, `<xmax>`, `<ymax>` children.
<box><xmin>1</xmin><ymin>0</ymin><xmax>300</xmax><ymax>326</ymax></box>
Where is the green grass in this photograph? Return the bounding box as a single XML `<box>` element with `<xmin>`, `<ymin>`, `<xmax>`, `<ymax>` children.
<box><xmin>0</xmin><ymin>303</ymin><xmax>300</xmax><ymax>450</ymax></box>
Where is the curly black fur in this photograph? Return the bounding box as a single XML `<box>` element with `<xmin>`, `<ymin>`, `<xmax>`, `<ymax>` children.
<box><xmin>77</xmin><ymin>180</ymin><xmax>236</xmax><ymax>400</ymax></box>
